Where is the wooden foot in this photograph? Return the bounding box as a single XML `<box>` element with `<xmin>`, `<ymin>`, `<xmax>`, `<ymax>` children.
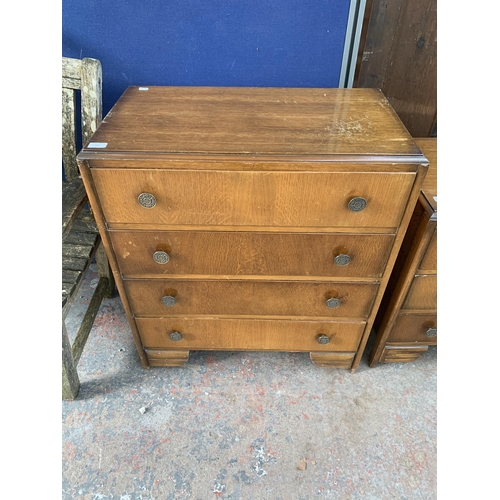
<box><xmin>310</xmin><ymin>352</ymin><xmax>355</xmax><ymax>369</ymax></box>
<box><xmin>379</xmin><ymin>345</ymin><xmax>428</xmax><ymax>363</ymax></box>
<box><xmin>144</xmin><ymin>349</ymin><xmax>190</xmax><ymax>367</ymax></box>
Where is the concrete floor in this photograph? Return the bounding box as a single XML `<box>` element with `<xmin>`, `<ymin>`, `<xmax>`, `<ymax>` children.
<box><xmin>62</xmin><ymin>264</ymin><xmax>437</xmax><ymax>499</ymax></box>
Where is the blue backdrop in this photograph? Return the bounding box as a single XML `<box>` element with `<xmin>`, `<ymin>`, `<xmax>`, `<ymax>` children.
<box><xmin>63</xmin><ymin>0</ymin><xmax>351</xmax><ymax>115</ymax></box>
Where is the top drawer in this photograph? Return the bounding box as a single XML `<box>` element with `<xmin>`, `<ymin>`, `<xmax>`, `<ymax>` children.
<box><xmin>91</xmin><ymin>169</ymin><xmax>416</xmax><ymax>228</ymax></box>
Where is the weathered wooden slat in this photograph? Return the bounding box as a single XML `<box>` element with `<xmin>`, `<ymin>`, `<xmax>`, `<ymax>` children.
<box><xmin>64</xmin><ymin>231</ymin><xmax>97</xmax><ymax>247</ymax></box>
<box><xmin>62</xmin><ymin>183</ymin><xmax>87</xmax><ymax>238</ymax></box>
<box><xmin>62</xmin><ymin>76</ymin><xmax>81</xmax><ymax>90</ymax></box>
<box><xmin>72</xmin><ymin>277</ymin><xmax>109</xmax><ymax>365</ymax></box>
<box><xmin>96</xmin><ymin>243</ymin><xmax>115</xmax><ymax>297</ymax></box>
<box><xmin>62</xmin><ymin>256</ymin><xmax>88</xmax><ymax>272</ymax></box>
<box><xmin>62</xmin><ymin>243</ymin><xmax>93</xmax><ymax>259</ymax></box>
<box><xmin>80</xmin><ymin>58</ymin><xmax>102</xmax><ymax>144</ymax></box>
<box><xmin>63</xmin><ymin>321</ymin><xmax>80</xmax><ymax>400</ymax></box>
<box><xmin>62</xmin><ymin>56</ymin><xmax>111</xmax><ymax>399</ymax></box>
<box><xmin>62</xmin><ymin>88</ymin><xmax>79</xmax><ymax>180</ymax></box>
<box><xmin>62</xmin><ymin>178</ymin><xmax>87</xmax><ymax>238</ymax></box>
<box><xmin>62</xmin><ymin>269</ymin><xmax>81</xmax><ymax>284</ymax></box>
<box><xmin>62</xmin><ymin>283</ymin><xmax>76</xmax><ymax>307</ymax></box>
<box><xmin>62</xmin><ymin>57</ymin><xmax>82</xmax><ymax>81</ymax></box>
<box><xmin>71</xmin><ymin>216</ymin><xmax>98</xmax><ymax>233</ymax></box>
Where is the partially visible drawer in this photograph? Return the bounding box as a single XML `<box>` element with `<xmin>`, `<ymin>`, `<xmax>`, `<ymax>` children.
<box><xmin>124</xmin><ymin>279</ymin><xmax>379</xmax><ymax>318</ymax></box>
<box><xmin>135</xmin><ymin>317</ymin><xmax>366</xmax><ymax>352</ymax></box>
<box><xmin>417</xmin><ymin>228</ymin><xmax>437</xmax><ymax>273</ymax></box>
<box><xmin>402</xmin><ymin>275</ymin><xmax>437</xmax><ymax>310</ymax></box>
<box><xmin>387</xmin><ymin>313</ymin><xmax>437</xmax><ymax>344</ymax></box>
<box><xmin>380</xmin><ymin>345</ymin><xmax>429</xmax><ymax>363</ymax></box>
<box><xmin>110</xmin><ymin>230</ymin><xmax>395</xmax><ymax>278</ymax></box>
<box><xmin>92</xmin><ymin>169</ymin><xmax>416</xmax><ymax>228</ymax></box>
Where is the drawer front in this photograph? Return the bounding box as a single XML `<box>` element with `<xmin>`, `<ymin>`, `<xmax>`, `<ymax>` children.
<box><xmin>135</xmin><ymin>317</ymin><xmax>365</xmax><ymax>352</ymax></box>
<box><xmin>110</xmin><ymin>230</ymin><xmax>394</xmax><ymax>278</ymax></box>
<box><xmin>387</xmin><ymin>313</ymin><xmax>437</xmax><ymax>344</ymax></box>
<box><xmin>92</xmin><ymin>169</ymin><xmax>415</xmax><ymax>228</ymax></box>
<box><xmin>402</xmin><ymin>275</ymin><xmax>437</xmax><ymax>310</ymax></box>
<box><xmin>417</xmin><ymin>228</ymin><xmax>437</xmax><ymax>273</ymax></box>
<box><xmin>125</xmin><ymin>279</ymin><xmax>379</xmax><ymax>318</ymax></box>
<box><xmin>380</xmin><ymin>345</ymin><xmax>428</xmax><ymax>363</ymax></box>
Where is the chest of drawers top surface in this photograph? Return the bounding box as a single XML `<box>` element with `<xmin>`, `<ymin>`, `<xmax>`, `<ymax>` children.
<box><xmin>78</xmin><ymin>86</ymin><xmax>425</xmax><ymax>161</ymax></box>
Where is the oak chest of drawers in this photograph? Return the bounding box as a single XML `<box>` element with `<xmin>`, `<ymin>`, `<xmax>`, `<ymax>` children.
<box><xmin>77</xmin><ymin>86</ymin><xmax>428</xmax><ymax>373</ymax></box>
<box><xmin>369</xmin><ymin>138</ymin><xmax>437</xmax><ymax>365</ymax></box>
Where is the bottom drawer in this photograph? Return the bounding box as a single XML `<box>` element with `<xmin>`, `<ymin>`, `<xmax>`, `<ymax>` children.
<box><xmin>135</xmin><ymin>317</ymin><xmax>365</xmax><ymax>352</ymax></box>
<box><xmin>387</xmin><ymin>313</ymin><xmax>437</xmax><ymax>344</ymax></box>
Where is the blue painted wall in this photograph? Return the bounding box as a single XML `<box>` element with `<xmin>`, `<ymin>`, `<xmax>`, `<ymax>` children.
<box><xmin>63</xmin><ymin>0</ymin><xmax>351</xmax><ymax>115</ymax></box>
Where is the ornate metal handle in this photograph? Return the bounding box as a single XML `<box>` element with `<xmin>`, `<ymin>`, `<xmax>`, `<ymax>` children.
<box><xmin>425</xmin><ymin>327</ymin><xmax>437</xmax><ymax>338</ymax></box>
<box><xmin>334</xmin><ymin>254</ymin><xmax>351</xmax><ymax>266</ymax></box>
<box><xmin>348</xmin><ymin>197</ymin><xmax>367</xmax><ymax>212</ymax></box>
<box><xmin>317</xmin><ymin>334</ymin><xmax>330</xmax><ymax>345</ymax></box>
<box><xmin>169</xmin><ymin>331</ymin><xmax>182</xmax><ymax>341</ymax></box>
<box><xmin>161</xmin><ymin>295</ymin><xmax>176</xmax><ymax>307</ymax></box>
<box><xmin>153</xmin><ymin>251</ymin><xmax>170</xmax><ymax>264</ymax></box>
<box><xmin>325</xmin><ymin>297</ymin><xmax>341</xmax><ymax>308</ymax></box>
<box><xmin>138</xmin><ymin>192</ymin><xmax>157</xmax><ymax>208</ymax></box>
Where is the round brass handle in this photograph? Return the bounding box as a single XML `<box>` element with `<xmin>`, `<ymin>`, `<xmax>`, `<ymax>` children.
<box><xmin>317</xmin><ymin>334</ymin><xmax>330</xmax><ymax>345</ymax></box>
<box><xmin>348</xmin><ymin>197</ymin><xmax>367</xmax><ymax>212</ymax></box>
<box><xmin>138</xmin><ymin>192</ymin><xmax>157</xmax><ymax>209</ymax></box>
<box><xmin>169</xmin><ymin>331</ymin><xmax>182</xmax><ymax>341</ymax></box>
<box><xmin>325</xmin><ymin>297</ymin><xmax>341</xmax><ymax>308</ymax></box>
<box><xmin>425</xmin><ymin>327</ymin><xmax>437</xmax><ymax>338</ymax></box>
<box><xmin>153</xmin><ymin>251</ymin><xmax>170</xmax><ymax>264</ymax></box>
<box><xmin>161</xmin><ymin>295</ymin><xmax>176</xmax><ymax>307</ymax></box>
<box><xmin>334</xmin><ymin>254</ymin><xmax>351</xmax><ymax>266</ymax></box>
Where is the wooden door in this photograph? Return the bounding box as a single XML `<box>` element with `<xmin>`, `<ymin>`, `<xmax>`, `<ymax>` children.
<box><xmin>354</xmin><ymin>0</ymin><xmax>437</xmax><ymax>137</ymax></box>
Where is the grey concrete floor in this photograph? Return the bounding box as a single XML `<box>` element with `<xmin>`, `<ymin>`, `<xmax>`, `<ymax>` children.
<box><xmin>62</xmin><ymin>264</ymin><xmax>437</xmax><ymax>499</ymax></box>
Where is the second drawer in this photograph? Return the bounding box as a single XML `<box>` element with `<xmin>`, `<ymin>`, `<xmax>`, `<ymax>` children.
<box><xmin>124</xmin><ymin>279</ymin><xmax>379</xmax><ymax>318</ymax></box>
<box><xmin>110</xmin><ymin>230</ymin><xmax>394</xmax><ymax>278</ymax></box>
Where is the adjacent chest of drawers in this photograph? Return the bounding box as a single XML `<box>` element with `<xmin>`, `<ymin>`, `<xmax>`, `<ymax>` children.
<box><xmin>77</xmin><ymin>86</ymin><xmax>428</xmax><ymax>373</ymax></box>
<box><xmin>369</xmin><ymin>138</ymin><xmax>437</xmax><ymax>365</ymax></box>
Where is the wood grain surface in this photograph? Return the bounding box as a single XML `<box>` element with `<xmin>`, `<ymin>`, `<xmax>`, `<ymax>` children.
<box><xmin>417</xmin><ymin>228</ymin><xmax>437</xmax><ymax>273</ymax></box>
<box><xmin>80</xmin><ymin>86</ymin><xmax>423</xmax><ymax>158</ymax></box>
<box><xmin>92</xmin><ymin>169</ymin><xmax>416</xmax><ymax>228</ymax></box>
<box><xmin>109</xmin><ymin>230</ymin><xmax>394</xmax><ymax>278</ymax></box>
<box><xmin>135</xmin><ymin>317</ymin><xmax>365</xmax><ymax>352</ymax></box>
<box><xmin>124</xmin><ymin>279</ymin><xmax>379</xmax><ymax>318</ymax></box>
<box><xmin>387</xmin><ymin>313</ymin><xmax>437</xmax><ymax>344</ymax></box>
<box><xmin>402</xmin><ymin>275</ymin><xmax>437</xmax><ymax>310</ymax></box>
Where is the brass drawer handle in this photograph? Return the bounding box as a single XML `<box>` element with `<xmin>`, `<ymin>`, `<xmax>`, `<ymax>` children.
<box><xmin>334</xmin><ymin>254</ymin><xmax>351</xmax><ymax>266</ymax></box>
<box><xmin>348</xmin><ymin>197</ymin><xmax>367</xmax><ymax>212</ymax></box>
<box><xmin>138</xmin><ymin>192</ymin><xmax>157</xmax><ymax>208</ymax></box>
<box><xmin>425</xmin><ymin>327</ymin><xmax>437</xmax><ymax>338</ymax></box>
<box><xmin>317</xmin><ymin>334</ymin><xmax>330</xmax><ymax>345</ymax></box>
<box><xmin>169</xmin><ymin>331</ymin><xmax>183</xmax><ymax>341</ymax></box>
<box><xmin>325</xmin><ymin>297</ymin><xmax>341</xmax><ymax>308</ymax></box>
<box><xmin>161</xmin><ymin>295</ymin><xmax>176</xmax><ymax>307</ymax></box>
<box><xmin>153</xmin><ymin>251</ymin><xmax>170</xmax><ymax>264</ymax></box>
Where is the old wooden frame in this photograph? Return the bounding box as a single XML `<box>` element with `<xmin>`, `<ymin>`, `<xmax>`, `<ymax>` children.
<box><xmin>62</xmin><ymin>57</ymin><xmax>115</xmax><ymax>400</ymax></box>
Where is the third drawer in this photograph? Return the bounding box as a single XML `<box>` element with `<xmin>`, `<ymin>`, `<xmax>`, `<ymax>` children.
<box><xmin>387</xmin><ymin>313</ymin><xmax>437</xmax><ymax>344</ymax></box>
<box><xmin>124</xmin><ymin>279</ymin><xmax>379</xmax><ymax>318</ymax></box>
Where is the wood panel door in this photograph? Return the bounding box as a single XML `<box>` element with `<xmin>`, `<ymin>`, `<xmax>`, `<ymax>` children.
<box><xmin>354</xmin><ymin>0</ymin><xmax>437</xmax><ymax>137</ymax></box>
